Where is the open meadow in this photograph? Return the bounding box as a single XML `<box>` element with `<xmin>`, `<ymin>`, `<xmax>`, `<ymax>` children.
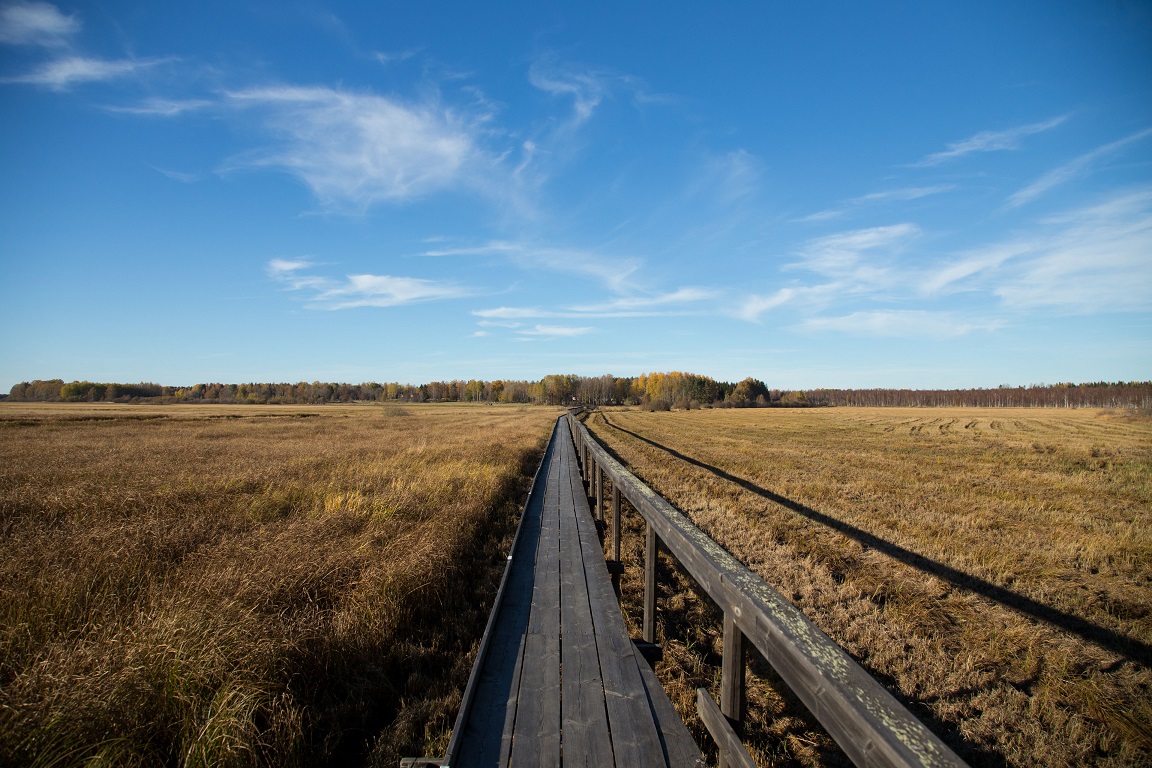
<box><xmin>0</xmin><ymin>402</ymin><xmax>557</xmax><ymax>767</ymax></box>
<box><xmin>584</xmin><ymin>407</ymin><xmax>1152</xmax><ymax>767</ymax></box>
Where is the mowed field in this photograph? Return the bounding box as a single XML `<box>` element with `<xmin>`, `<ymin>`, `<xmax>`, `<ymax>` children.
<box><xmin>583</xmin><ymin>407</ymin><xmax>1152</xmax><ymax>767</ymax></box>
<box><xmin>0</xmin><ymin>402</ymin><xmax>557</xmax><ymax>767</ymax></box>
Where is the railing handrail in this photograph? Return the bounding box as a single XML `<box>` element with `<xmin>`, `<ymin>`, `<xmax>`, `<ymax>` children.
<box><xmin>567</xmin><ymin>412</ymin><xmax>967</xmax><ymax>768</ymax></box>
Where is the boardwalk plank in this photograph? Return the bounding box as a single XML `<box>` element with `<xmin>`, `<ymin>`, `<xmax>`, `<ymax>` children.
<box><xmin>557</xmin><ymin>439</ymin><xmax>614</xmax><ymax>767</ymax></box>
<box><xmin>562</xmin><ymin>419</ymin><xmax>689</xmax><ymax>768</ymax></box>
<box><xmin>450</xmin><ymin>417</ymin><xmax>701</xmax><ymax>768</ymax></box>
<box><xmin>510</xmin><ymin>436</ymin><xmax>563</xmax><ymax>768</ymax></box>
<box><xmin>638</xmin><ymin>658</ymin><xmax>708</xmax><ymax>768</ymax></box>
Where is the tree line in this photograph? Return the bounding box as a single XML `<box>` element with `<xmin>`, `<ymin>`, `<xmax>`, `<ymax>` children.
<box><xmin>5</xmin><ymin>374</ymin><xmax>763</xmax><ymax>408</ymax></box>
<box><xmin>6</xmin><ymin>377</ymin><xmax>1150</xmax><ymax>409</ymax></box>
<box><xmin>807</xmin><ymin>382</ymin><xmax>1152</xmax><ymax>409</ymax></box>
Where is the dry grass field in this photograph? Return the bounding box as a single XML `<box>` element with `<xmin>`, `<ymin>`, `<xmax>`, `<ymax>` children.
<box><xmin>0</xmin><ymin>402</ymin><xmax>557</xmax><ymax>767</ymax></box>
<box><xmin>583</xmin><ymin>407</ymin><xmax>1152</xmax><ymax>768</ymax></box>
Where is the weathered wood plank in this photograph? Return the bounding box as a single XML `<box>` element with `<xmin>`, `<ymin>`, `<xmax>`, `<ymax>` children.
<box><xmin>634</xmin><ymin>658</ymin><xmax>707</xmax><ymax>768</ymax></box>
<box><xmin>562</xmin><ymin>422</ymin><xmax>685</xmax><ymax>768</ymax></box>
<box><xmin>509</xmin><ymin>631</ymin><xmax>561</xmax><ymax>768</ymax></box>
<box><xmin>453</xmin><ymin>416</ymin><xmax>706</xmax><ymax>768</ymax></box>
<box><xmin>510</xmin><ymin>435</ymin><xmax>563</xmax><ymax>768</ymax></box>
<box><xmin>556</xmin><ymin>429</ymin><xmax>614</xmax><ymax>767</ymax></box>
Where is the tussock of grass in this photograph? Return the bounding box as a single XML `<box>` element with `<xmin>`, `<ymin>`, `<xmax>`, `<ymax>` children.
<box><xmin>0</xmin><ymin>403</ymin><xmax>556</xmax><ymax>766</ymax></box>
<box><xmin>588</xmin><ymin>407</ymin><xmax>1152</xmax><ymax>767</ymax></box>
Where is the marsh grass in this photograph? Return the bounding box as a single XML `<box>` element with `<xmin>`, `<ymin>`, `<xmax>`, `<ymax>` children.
<box><xmin>586</xmin><ymin>407</ymin><xmax>1152</xmax><ymax>767</ymax></box>
<box><xmin>0</xmin><ymin>402</ymin><xmax>556</xmax><ymax>767</ymax></box>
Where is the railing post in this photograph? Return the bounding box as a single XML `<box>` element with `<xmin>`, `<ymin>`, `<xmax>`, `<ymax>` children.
<box><xmin>596</xmin><ymin>466</ymin><xmax>604</xmax><ymax>521</ymax></box>
<box><xmin>718</xmin><ymin>611</ymin><xmax>747</xmax><ymax>768</ymax></box>
<box><xmin>611</xmin><ymin>486</ymin><xmax>621</xmax><ymax>563</ymax></box>
<box><xmin>644</xmin><ymin>522</ymin><xmax>658</xmax><ymax>644</ymax></box>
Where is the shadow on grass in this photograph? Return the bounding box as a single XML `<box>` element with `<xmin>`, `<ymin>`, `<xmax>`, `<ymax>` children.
<box><xmin>598</xmin><ymin>415</ymin><xmax>1152</xmax><ymax>669</ymax></box>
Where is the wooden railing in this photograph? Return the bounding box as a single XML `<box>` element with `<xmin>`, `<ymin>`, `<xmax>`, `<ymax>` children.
<box><xmin>566</xmin><ymin>410</ymin><xmax>968</xmax><ymax>768</ymax></box>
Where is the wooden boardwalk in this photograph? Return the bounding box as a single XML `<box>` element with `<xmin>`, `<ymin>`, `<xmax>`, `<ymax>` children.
<box><xmin>447</xmin><ymin>416</ymin><xmax>703</xmax><ymax>768</ymax></box>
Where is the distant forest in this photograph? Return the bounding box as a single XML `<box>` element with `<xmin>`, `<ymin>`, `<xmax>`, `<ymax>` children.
<box><xmin>7</xmin><ymin>375</ymin><xmax>1151</xmax><ymax>410</ymax></box>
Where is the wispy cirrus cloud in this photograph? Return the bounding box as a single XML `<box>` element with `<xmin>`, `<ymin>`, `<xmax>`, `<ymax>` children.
<box><xmin>107</xmin><ymin>97</ymin><xmax>212</xmax><ymax>116</ymax></box>
<box><xmin>568</xmin><ymin>287</ymin><xmax>717</xmax><ymax>313</ymax></box>
<box><xmin>801</xmin><ymin>310</ymin><xmax>1000</xmax><ymax>338</ymax></box>
<box><xmin>225</xmin><ymin>86</ymin><xmax>500</xmax><ymax>211</ymax></box>
<box><xmin>925</xmin><ymin>187</ymin><xmax>1152</xmax><ymax>313</ymax></box>
<box><xmin>267</xmin><ymin>258</ymin><xmax>468</xmax><ymax>309</ymax></box>
<box><xmin>916</xmin><ymin>115</ymin><xmax>1069</xmax><ymax>166</ymax></box>
<box><xmin>735</xmin><ymin>288</ymin><xmax>796</xmax><ymax>322</ymax></box>
<box><xmin>473</xmin><ymin>287</ymin><xmax>716</xmax><ymax>325</ymax></box>
<box><xmin>3</xmin><ymin>54</ymin><xmax>160</xmax><ymax>90</ymax></box>
<box><xmin>0</xmin><ymin>1</ymin><xmax>76</xmax><ymax>46</ymax></box>
<box><xmin>797</xmin><ymin>185</ymin><xmax>953</xmax><ymax>222</ymax></box>
<box><xmin>792</xmin><ymin>222</ymin><xmax>919</xmax><ymax>278</ymax></box>
<box><xmin>515</xmin><ymin>324</ymin><xmax>595</xmax><ymax>340</ymax></box>
<box><xmin>427</xmin><ymin>240</ymin><xmax>640</xmax><ymax>292</ymax></box>
<box><xmin>528</xmin><ymin>60</ymin><xmax>605</xmax><ymax>128</ymax></box>
<box><xmin>736</xmin><ymin>224</ymin><xmax>922</xmax><ymax>324</ymax></box>
<box><xmin>0</xmin><ymin>3</ymin><xmax>165</xmax><ymax>90</ymax></box>
<box><xmin>1007</xmin><ymin>127</ymin><xmax>1152</xmax><ymax>208</ymax></box>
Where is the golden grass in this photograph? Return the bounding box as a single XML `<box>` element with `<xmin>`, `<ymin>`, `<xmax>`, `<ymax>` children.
<box><xmin>0</xmin><ymin>402</ymin><xmax>557</xmax><ymax>767</ymax></box>
<box><xmin>585</xmin><ymin>407</ymin><xmax>1152</xmax><ymax>768</ymax></box>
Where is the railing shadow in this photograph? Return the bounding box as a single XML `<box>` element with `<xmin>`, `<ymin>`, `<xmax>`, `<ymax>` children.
<box><xmin>598</xmin><ymin>415</ymin><xmax>1151</xmax><ymax>668</ymax></box>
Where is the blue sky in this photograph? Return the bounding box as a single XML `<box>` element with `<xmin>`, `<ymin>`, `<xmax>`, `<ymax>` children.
<box><xmin>1</xmin><ymin>1</ymin><xmax>1150</xmax><ymax>391</ymax></box>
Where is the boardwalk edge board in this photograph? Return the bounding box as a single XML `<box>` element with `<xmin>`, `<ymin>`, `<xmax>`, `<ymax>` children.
<box><xmin>567</xmin><ymin>410</ymin><xmax>970</xmax><ymax>768</ymax></box>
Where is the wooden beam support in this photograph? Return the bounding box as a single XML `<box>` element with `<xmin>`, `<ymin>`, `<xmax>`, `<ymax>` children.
<box><xmin>697</xmin><ymin>689</ymin><xmax>757</xmax><ymax>768</ymax></box>
<box><xmin>596</xmin><ymin>466</ymin><xmax>604</xmax><ymax>522</ymax></box>
<box><xmin>611</xmin><ymin>486</ymin><xmax>621</xmax><ymax>564</ymax></box>
<box><xmin>644</xmin><ymin>521</ymin><xmax>657</xmax><ymax>644</ymax></box>
<box><xmin>721</xmin><ymin>611</ymin><xmax>746</xmax><ymax>734</ymax></box>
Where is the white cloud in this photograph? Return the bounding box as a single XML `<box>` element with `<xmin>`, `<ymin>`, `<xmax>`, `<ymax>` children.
<box><xmin>266</xmin><ymin>258</ymin><xmax>468</xmax><ymax>309</ymax></box>
<box><xmin>917</xmin><ymin>115</ymin><xmax>1069</xmax><ymax>166</ymax></box>
<box><xmin>108</xmin><ymin>98</ymin><xmax>212</xmax><ymax>116</ymax></box>
<box><xmin>528</xmin><ymin>61</ymin><xmax>605</xmax><ymax>127</ymax></box>
<box><xmin>473</xmin><ymin>306</ymin><xmax>552</xmax><ymax>320</ymax></box>
<box><xmin>920</xmin><ymin>243</ymin><xmax>1031</xmax><ymax>295</ymax></box>
<box><xmin>924</xmin><ymin>188</ymin><xmax>1152</xmax><ymax>313</ymax></box>
<box><xmin>996</xmin><ymin>189</ymin><xmax>1152</xmax><ymax>312</ymax></box>
<box><xmin>797</xmin><ymin>186</ymin><xmax>953</xmax><ymax>223</ymax></box>
<box><xmin>801</xmin><ymin>311</ymin><xmax>1000</xmax><ymax>338</ymax></box>
<box><xmin>1007</xmin><ymin>128</ymin><xmax>1152</xmax><ymax>208</ymax></box>
<box><xmin>736</xmin><ymin>288</ymin><xmax>796</xmax><ymax>322</ymax></box>
<box><xmin>853</xmin><ymin>185</ymin><xmax>955</xmax><ymax>204</ymax></box>
<box><xmin>0</xmin><ymin>1</ymin><xmax>77</xmax><ymax>47</ymax></box>
<box><xmin>4</xmin><ymin>55</ymin><xmax>153</xmax><ymax>89</ymax></box>
<box><xmin>695</xmin><ymin>149</ymin><xmax>761</xmax><ymax>204</ymax></box>
<box><xmin>568</xmin><ymin>288</ymin><xmax>717</xmax><ymax>313</ymax></box>
<box><xmin>472</xmin><ymin>288</ymin><xmax>715</xmax><ymax>327</ymax></box>
<box><xmin>267</xmin><ymin>258</ymin><xmax>315</xmax><ymax>274</ymax></box>
<box><xmin>374</xmin><ymin>49</ymin><xmax>418</xmax><ymax>66</ymax></box>
<box><xmin>427</xmin><ymin>240</ymin><xmax>640</xmax><ymax>293</ymax></box>
<box><xmin>793</xmin><ymin>223</ymin><xmax>919</xmax><ymax>277</ymax></box>
<box><xmin>516</xmin><ymin>324</ymin><xmax>595</xmax><ymax>339</ymax></box>
<box><xmin>317</xmin><ymin>274</ymin><xmax>468</xmax><ymax>309</ymax></box>
<box><xmin>226</xmin><ymin>86</ymin><xmax>497</xmax><ymax>210</ymax></box>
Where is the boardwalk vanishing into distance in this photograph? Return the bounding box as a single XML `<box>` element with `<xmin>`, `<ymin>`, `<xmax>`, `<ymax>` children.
<box><xmin>413</xmin><ymin>413</ymin><xmax>968</xmax><ymax>768</ymax></box>
<box><xmin>444</xmin><ymin>416</ymin><xmax>704</xmax><ymax>768</ymax></box>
